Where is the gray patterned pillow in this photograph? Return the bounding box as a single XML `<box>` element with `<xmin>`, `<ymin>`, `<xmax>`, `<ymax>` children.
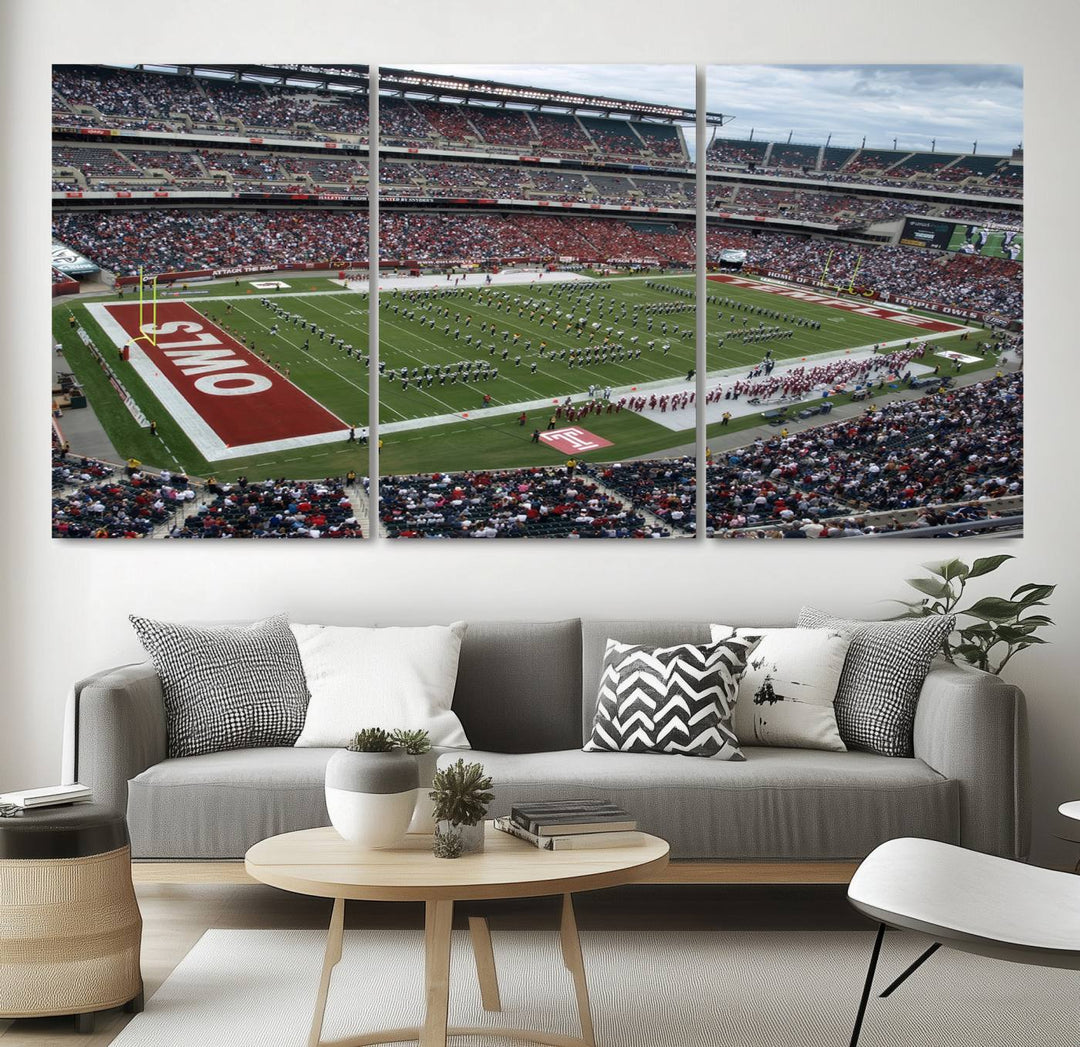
<box><xmin>584</xmin><ymin>636</ymin><xmax>757</xmax><ymax>760</ymax></box>
<box><xmin>797</xmin><ymin>607</ymin><xmax>954</xmax><ymax>757</ymax></box>
<box><xmin>130</xmin><ymin>613</ymin><xmax>310</xmax><ymax>758</ymax></box>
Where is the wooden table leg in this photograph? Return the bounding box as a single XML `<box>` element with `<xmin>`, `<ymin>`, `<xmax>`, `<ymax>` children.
<box><xmin>307</xmin><ymin>897</ymin><xmax>345</xmax><ymax>1047</ymax></box>
<box><xmin>469</xmin><ymin>915</ymin><xmax>502</xmax><ymax>1012</ymax></box>
<box><xmin>421</xmin><ymin>899</ymin><xmax>454</xmax><ymax>1047</ymax></box>
<box><xmin>559</xmin><ymin>894</ymin><xmax>595</xmax><ymax>1047</ymax></box>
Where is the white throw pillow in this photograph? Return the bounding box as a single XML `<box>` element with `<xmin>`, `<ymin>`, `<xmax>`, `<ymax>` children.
<box><xmin>291</xmin><ymin>622</ymin><xmax>470</xmax><ymax>748</ymax></box>
<box><xmin>710</xmin><ymin>625</ymin><xmax>849</xmax><ymax>752</ymax></box>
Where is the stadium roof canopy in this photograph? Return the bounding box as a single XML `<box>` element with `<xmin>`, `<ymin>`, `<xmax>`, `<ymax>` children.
<box><xmin>108</xmin><ymin>63</ymin><xmax>727</xmax><ymax>126</ymax></box>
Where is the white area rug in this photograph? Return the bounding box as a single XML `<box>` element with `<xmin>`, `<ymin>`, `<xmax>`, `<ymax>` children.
<box><xmin>112</xmin><ymin>928</ymin><xmax>1078</xmax><ymax>1046</ymax></box>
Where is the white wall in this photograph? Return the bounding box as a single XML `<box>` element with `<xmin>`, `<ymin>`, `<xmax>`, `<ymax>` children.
<box><xmin>2</xmin><ymin>0</ymin><xmax>1077</xmax><ymax>865</ymax></box>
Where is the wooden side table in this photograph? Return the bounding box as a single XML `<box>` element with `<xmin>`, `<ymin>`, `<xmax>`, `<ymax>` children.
<box><xmin>246</xmin><ymin>823</ymin><xmax>669</xmax><ymax>1047</ymax></box>
<box><xmin>0</xmin><ymin>804</ymin><xmax>143</xmax><ymax>1033</ymax></box>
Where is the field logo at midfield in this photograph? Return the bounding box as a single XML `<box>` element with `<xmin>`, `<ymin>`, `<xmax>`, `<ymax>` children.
<box><xmin>84</xmin><ymin>300</ymin><xmax>348</xmax><ymax>462</ymax></box>
<box><xmin>539</xmin><ymin>427</ymin><xmax>613</xmax><ymax>454</ymax></box>
<box><xmin>707</xmin><ymin>274</ymin><xmax>967</xmax><ymax>333</ymax></box>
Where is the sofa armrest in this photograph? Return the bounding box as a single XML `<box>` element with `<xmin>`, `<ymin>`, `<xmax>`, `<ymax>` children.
<box><xmin>913</xmin><ymin>660</ymin><xmax>1029</xmax><ymax>859</ymax></box>
<box><xmin>65</xmin><ymin>662</ymin><xmax>167</xmax><ymax>816</ymax></box>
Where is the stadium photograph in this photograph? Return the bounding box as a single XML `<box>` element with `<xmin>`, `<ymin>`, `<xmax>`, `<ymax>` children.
<box><xmin>50</xmin><ymin>63</ymin><xmax>1022</xmax><ymax>539</ymax></box>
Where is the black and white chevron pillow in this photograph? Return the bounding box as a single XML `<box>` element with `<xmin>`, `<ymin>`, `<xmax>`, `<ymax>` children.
<box><xmin>130</xmin><ymin>613</ymin><xmax>310</xmax><ymax>758</ymax></box>
<box><xmin>584</xmin><ymin>636</ymin><xmax>758</xmax><ymax>759</ymax></box>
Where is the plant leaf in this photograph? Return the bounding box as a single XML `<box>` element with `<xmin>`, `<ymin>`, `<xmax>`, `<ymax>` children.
<box><xmin>906</xmin><ymin>577</ymin><xmax>951</xmax><ymax>599</ymax></box>
<box><xmin>960</xmin><ymin>597</ymin><xmax>1023</xmax><ymax>622</ymax></box>
<box><xmin>936</xmin><ymin>558</ymin><xmax>970</xmax><ymax>581</ymax></box>
<box><xmin>1014</xmin><ymin>584</ymin><xmax>1056</xmax><ymax>605</ymax></box>
<box><xmin>967</xmin><ymin>554</ymin><xmax>1014</xmax><ymax>578</ymax></box>
<box><xmin>1018</xmin><ymin>614</ymin><xmax>1054</xmax><ymax>627</ymax></box>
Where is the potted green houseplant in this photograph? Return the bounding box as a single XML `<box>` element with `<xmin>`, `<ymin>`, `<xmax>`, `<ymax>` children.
<box><xmin>889</xmin><ymin>554</ymin><xmax>1054</xmax><ymax>675</ymax></box>
<box><xmin>430</xmin><ymin>758</ymin><xmax>494</xmax><ymax>857</ymax></box>
<box><xmin>324</xmin><ymin>728</ymin><xmax>431</xmax><ymax>848</ymax></box>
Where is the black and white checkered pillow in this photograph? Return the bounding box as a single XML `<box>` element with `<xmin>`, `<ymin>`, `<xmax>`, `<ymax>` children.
<box><xmin>584</xmin><ymin>636</ymin><xmax>757</xmax><ymax>760</ymax></box>
<box><xmin>797</xmin><ymin>607</ymin><xmax>955</xmax><ymax>757</ymax></box>
<box><xmin>130</xmin><ymin>613</ymin><xmax>310</xmax><ymax>758</ymax></box>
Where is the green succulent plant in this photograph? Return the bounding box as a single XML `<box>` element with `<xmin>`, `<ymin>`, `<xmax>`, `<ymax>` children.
<box><xmin>347</xmin><ymin>727</ymin><xmax>395</xmax><ymax>753</ymax></box>
<box><xmin>432</xmin><ymin>824</ymin><xmax>464</xmax><ymax>859</ymax></box>
<box><xmin>429</xmin><ymin>759</ymin><xmax>494</xmax><ymax>826</ymax></box>
<box><xmin>888</xmin><ymin>554</ymin><xmax>1055</xmax><ymax>676</ymax></box>
<box><xmin>389</xmin><ymin>728</ymin><xmax>432</xmax><ymax>755</ymax></box>
<box><xmin>346</xmin><ymin>727</ymin><xmax>432</xmax><ymax>754</ymax></box>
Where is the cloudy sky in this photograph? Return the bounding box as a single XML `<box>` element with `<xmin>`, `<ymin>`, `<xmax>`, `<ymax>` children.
<box><xmin>413</xmin><ymin>64</ymin><xmax>1023</xmax><ymax>157</ymax></box>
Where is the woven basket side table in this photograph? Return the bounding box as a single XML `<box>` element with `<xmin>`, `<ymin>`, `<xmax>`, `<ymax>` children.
<box><xmin>0</xmin><ymin>804</ymin><xmax>143</xmax><ymax>1033</ymax></box>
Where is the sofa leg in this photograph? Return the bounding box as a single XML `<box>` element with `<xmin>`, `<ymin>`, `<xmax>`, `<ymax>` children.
<box><xmin>75</xmin><ymin>1010</ymin><xmax>96</xmax><ymax>1035</ymax></box>
<box><xmin>124</xmin><ymin>988</ymin><xmax>145</xmax><ymax>1014</ymax></box>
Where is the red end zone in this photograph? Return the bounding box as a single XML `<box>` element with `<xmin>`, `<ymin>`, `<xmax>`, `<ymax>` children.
<box><xmin>708</xmin><ymin>274</ymin><xmax>967</xmax><ymax>333</ymax></box>
<box><xmin>92</xmin><ymin>301</ymin><xmax>347</xmax><ymax>461</ymax></box>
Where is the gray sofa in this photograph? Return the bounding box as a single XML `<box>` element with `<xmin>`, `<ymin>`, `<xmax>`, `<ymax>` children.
<box><xmin>64</xmin><ymin>618</ymin><xmax>1030</xmax><ymax>865</ymax></box>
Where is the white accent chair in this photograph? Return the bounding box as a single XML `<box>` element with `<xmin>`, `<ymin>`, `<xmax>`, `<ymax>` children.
<box><xmin>846</xmin><ymin>837</ymin><xmax>1080</xmax><ymax>1047</ymax></box>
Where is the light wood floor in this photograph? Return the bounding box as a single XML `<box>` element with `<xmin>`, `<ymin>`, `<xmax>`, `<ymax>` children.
<box><xmin>0</xmin><ymin>882</ymin><xmax>868</xmax><ymax>1045</ymax></box>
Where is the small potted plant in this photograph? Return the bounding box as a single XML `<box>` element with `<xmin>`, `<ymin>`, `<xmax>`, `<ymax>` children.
<box><xmin>430</xmin><ymin>758</ymin><xmax>494</xmax><ymax>857</ymax></box>
<box><xmin>324</xmin><ymin>728</ymin><xmax>430</xmax><ymax>849</ymax></box>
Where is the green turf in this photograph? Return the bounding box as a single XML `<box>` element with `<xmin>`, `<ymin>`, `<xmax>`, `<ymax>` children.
<box><xmin>54</xmin><ymin>272</ymin><xmax>991</xmax><ymax>481</ymax></box>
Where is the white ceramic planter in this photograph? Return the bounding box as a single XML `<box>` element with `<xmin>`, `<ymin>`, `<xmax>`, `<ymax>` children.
<box><xmin>325</xmin><ymin>750</ymin><xmax>418</xmax><ymax>849</ymax></box>
<box><xmin>408</xmin><ymin>749</ymin><xmax>440</xmax><ymax>835</ymax></box>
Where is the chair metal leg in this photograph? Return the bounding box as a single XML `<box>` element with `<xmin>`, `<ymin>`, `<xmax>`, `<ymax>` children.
<box><xmin>849</xmin><ymin>923</ymin><xmax>886</xmax><ymax>1047</ymax></box>
<box><xmin>879</xmin><ymin>942</ymin><xmax>941</xmax><ymax>998</ymax></box>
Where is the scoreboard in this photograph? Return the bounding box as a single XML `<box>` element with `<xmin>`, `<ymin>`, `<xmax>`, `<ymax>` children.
<box><xmin>899</xmin><ymin>217</ymin><xmax>954</xmax><ymax>250</ymax></box>
<box><xmin>900</xmin><ymin>216</ymin><xmax>1023</xmax><ymax>261</ymax></box>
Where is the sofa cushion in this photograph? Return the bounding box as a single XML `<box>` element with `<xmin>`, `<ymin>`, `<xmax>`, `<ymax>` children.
<box><xmin>710</xmin><ymin>625</ymin><xmax>849</xmax><ymax>752</ymax></box>
<box><xmin>465</xmin><ymin>747</ymin><xmax>958</xmax><ymax>861</ymax></box>
<box><xmin>453</xmin><ymin>619</ymin><xmax>582</xmax><ymax>753</ymax></box>
<box><xmin>581</xmin><ymin>620</ymin><xmax>713</xmax><ymax>742</ymax></box>
<box><xmin>128</xmin><ymin>613</ymin><xmax>310</xmax><ymax>759</ymax></box>
<box><xmin>798</xmin><ymin>607</ymin><xmax>955</xmax><ymax>757</ymax></box>
<box><xmin>583</xmin><ymin>636</ymin><xmax>756</xmax><ymax>760</ymax></box>
<box><xmin>291</xmin><ymin>622</ymin><xmax>469</xmax><ymax>748</ymax></box>
<box><xmin>127</xmin><ymin>747</ymin><xmax>336</xmax><ymax>859</ymax></box>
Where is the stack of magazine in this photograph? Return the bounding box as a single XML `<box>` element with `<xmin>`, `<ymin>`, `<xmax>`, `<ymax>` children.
<box><xmin>494</xmin><ymin>799</ymin><xmax>638</xmax><ymax>850</ymax></box>
<box><xmin>0</xmin><ymin>783</ymin><xmax>92</xmax><ymax>810</ymax></box>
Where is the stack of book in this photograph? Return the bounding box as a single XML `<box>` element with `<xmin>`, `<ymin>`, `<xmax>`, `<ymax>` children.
<box><xmin>494</xmin><ymin>799</ymin><xmax>638</xmax><ymax>850</ymax></box>
<box><xmin>0</xmin><ymin>783</ymin><xmax>92</xmax><ymax>810</ymax></box>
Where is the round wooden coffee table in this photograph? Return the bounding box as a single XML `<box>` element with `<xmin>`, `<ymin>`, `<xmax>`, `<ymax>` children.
<box><xmin>245</xmin><ymin>823</ymin><xmax>669</xmax><ymax>1047</ymax></box>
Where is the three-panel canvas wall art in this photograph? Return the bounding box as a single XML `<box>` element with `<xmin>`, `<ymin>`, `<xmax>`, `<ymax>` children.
<box><xmin>50</xmin><ymin>63</ymin><xmax>1023</xmax><ymax>539</ymax></box>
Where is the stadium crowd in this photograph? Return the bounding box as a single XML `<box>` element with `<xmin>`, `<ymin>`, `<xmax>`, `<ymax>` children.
<box><xmin>379</xmin><ymin>468</ymin><xmax>663</xmax><ymax>538</ymax></box>
<box><xmin>52</xmin><ymin>447</ymin><xmax>195</xmax><ymax>538</ymax></box>
<box><xmin>707</xmin><ymin>230</ymin><xmax>1023</xmax><ymax>318</ymax></box>
<box><xmin>173</xmin><ymin>478</ymin><xmax>363</xmax><ymax>538</ymax></box>
<box><xmin>52</xmin><ymin>67</ymin><xmax>688</xmax><ymax>166</ymax></box>
<box><xmin>51</xmin><ymin>443</ymin><xmax>365</xmax><ymax>539</ymax></box>
<box><xmin>705</xmin><ymin>136</ymin><xmax>1021</xmax><ymax>196</ymax></box>
<box><xmin>701</xmin><ymin>372</ymin><xmax>1023</xmax><ymax>535</ymax></box>
<box><xmin>50</xmin><ymin>206</ymin><xmax>1023</xmax><ymax>318</ymax></box>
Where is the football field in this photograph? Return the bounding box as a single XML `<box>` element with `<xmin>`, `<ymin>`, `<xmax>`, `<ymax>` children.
<box><xmin>53</xmin><ymin>271</ymin><xmax>985</xmax><ymax>480</ymax></box>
